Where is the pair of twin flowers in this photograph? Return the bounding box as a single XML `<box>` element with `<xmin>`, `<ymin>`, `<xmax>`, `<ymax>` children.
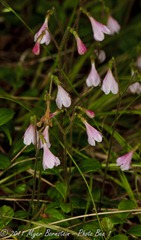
<box><xmin>24</xmin><ymin>7</ymin><xmax>135</xmax><ymax>171</ymax></box>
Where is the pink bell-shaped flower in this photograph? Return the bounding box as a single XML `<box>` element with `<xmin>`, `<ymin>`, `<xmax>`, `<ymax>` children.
<box><xmin>34</xmin><ymin>17</ymin><xmax>51</xmax><ymax>45</ymax></box>
<box><xmin>101</xmin><ymin>69</ymin><xmax>119</xmax><ymax>94</ymax></box>
<box><xmin>129</xmin><ymin>82</ymin><xmax>141</xmax><ymax>94</ymax></box>
<box><xmin>84</xmin><ymin>120</ymin><xmax>102</xmax><ymax>146</ymax></box>
<box><xmin>107</xmin><ymin>16</ymin><xmax>120</xmax><ymax>35</ymax></box>
<box><xmin>116</xmin><ymin>151</ymin><xmax>133</xmax><ymax>171</ymax></box>
<box><xmin>40</xmin><ymin>126</ymin><xmax>51</xmax><ymax>148</ymax></box>
<box><xmin>23</xmin><ymin>124</ymin><xmax>38</xmax><ymax>146</ymax></box>
<box><xmin>86</xmin><ymin>62</ymin><xmax>101</xmax><ymax>87</ymax></box>
<box><xmin>42</xmin><ymin>144</ymin><xmax>60</xmax><ymax>170</ymax></box>
<box><xmin>89</xmin><ymin>16</ymin><xmax>110</xmax><ymax>41</ymax></box>
<box><xmin>95</xmin><ymin>49</ymin><xmax>106</xmax><ymax>63</ymax></box>
<box><xmin>56</xmin><ymin>85</ymin><xmax>71</xmax><ymax>109</ymax></box>
<box><xmin>136</xmin><ymin>56</ymin><xmax>141</xmax><ymax>68</ymax></box>
<box><xmin>75</xmin><ymin>35</ymin><xmax>87</xmax><ymax>55</ymax></box>
<box><xmin>32</xmin><ymin>42</ymin><xmax>40</xmax><ymax>55</ymax></box>
<box><xmin>32</xmin><ymin>16</ymin><xmax>51</xmax><ymax>55</ymax></box>
<box><xmin>84</xmin><ymin>109</ymin><xmax>95</xmax><ymax>118</ymax></box>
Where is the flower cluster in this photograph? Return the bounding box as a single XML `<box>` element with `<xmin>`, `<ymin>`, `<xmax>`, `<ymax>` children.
<box><xmin>23</xmin><ymin>81</ymin><xmax>72</xmax><ymax>170</ymax></box>
<box><xmin>26</xmin><ymin>6</ymin><xmax>122</xmax><ymax>171</ymax></box>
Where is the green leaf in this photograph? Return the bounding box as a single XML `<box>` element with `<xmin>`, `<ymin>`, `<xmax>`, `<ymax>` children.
<box><xmin>0</xmin><ymin>108</ymin><xmax>14</xmax><ymax>126</ymax></box>
<box><xmin>45</xmin><ymin>208</ymin><xmax>64</xmax><ymax>220</ymax></box>
<box><xmin>1</xmin><ymin>125</ymin><xmax>12</xmax><ymax>145</ymax></box>
<box><xmin>127</xmin><ymin>225</ymin><xmax>141</xmax><ymax>236</ymax></box>
<box><xmin>101</xmin><ymin>217</ymin><xmax>114</xmax><ymax>233</ymax></box>
<box><xmin>79</xmin><ymin>158</ymin><xmax>101</xmax><ymax>173</ymax></box>
<box><xmin>60</xmin><ymin>202</ymin><xmax>71</xmax><ymax>213</ymax></box>
<box><xmin>15</xmin><ymin>210</ymin><xmax>28</xmax><ymax>219</ymax></box>
<box><xmin>71</xmin><ymin>196</ymin><xmax>86</xmax><ymax>209</ymax></box>
<box><xmin>110</xmin><ymin>234</ymin><xmax>129</xmax><ymax>240</ymax></box>
<box><xmin>0</xmin><ymin>205</ymin><xmax>14</xmax><ymax>228</ymax></box>
<box><xmin>110</xmin><ymin>216</ymin><xmax>124</xmax><ymax>225</ymax></box>
<box><xmin>0</xmin><ymin>154</ymin><xmax>10</xmax><ymax>169</ymax></box>
<box><xmin>55</xmin><ymin>182</ymin><xmax>67</xmax><ymax>200</ymax></box>
<box><xmin>118</xmin><ymin>199</ymin><xmax>136</xmax><ymax>219</ymax></box>
<box><xmin>15</xmin><ymin>183</ymin><xmax>27</xmax><ymax>194</ymax></box>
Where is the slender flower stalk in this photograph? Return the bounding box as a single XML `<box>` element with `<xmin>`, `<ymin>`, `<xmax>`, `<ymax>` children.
<box><xmin>42</xmin><ymin>144</ymin><xmax>60</xmax><ymax>170</ymax></box>
<box><xmin>56</xmin><ymin>85</ymin><xmax>71</xmax><ymax>109</ymax></box>
<box><xmin>101</xmin><ymin>68</ymin><xmax>119</xmax><ymax>94</ymax></box>
<box><xmin>89</xmin><ymin>16</ymin><xmax>111</xmax><ymax>41</ymax></box>
<box><xmin>107</xmin><ymin>16</ymin><xmax>120</xmax><ymax>35</ymax></box>
<box><xmin>83</xmin><ymin>120</ymin><xmax>102</xmax><ymax>146</ymax></box>
<box><xmin>86</xmin><ymin>61</ymin><xmax>101</xmax><ymax>87</ymax></box>
<box><xmin>116</xmin><ymin>151</ymin><xmax>134</xmax><ymax>171</ymax></box>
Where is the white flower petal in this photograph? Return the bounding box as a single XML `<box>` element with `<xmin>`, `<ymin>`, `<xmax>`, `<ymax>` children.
<box><xmin>23</xmin><ymin>124</ymin><xmax>36</xmax><ymax>146</ymax></box>
<box><xmin>84</xmin><ymin>121</ymin><xmax>102</xmax><ymax>146</ymax></box>
<box><xmin>86</xmin><ymin>62</ymin><xmax>101</xmax><ymax>87</ymax></box>
<box><xmin>89</xmin><ymin>17</ymin><xmax>110</xmax><ymax>41</ymax></box>
<box><xmin>129</xmin><ymin>82</ymin><xmax>141</xmax><ymax>94</ymax></box>
<box><xmin>95</xmin><ymin>50</ymin><xmax>106</xmax><ymax>63</ymax></box>
<box><xmin>40</xmin><ymin>126</ymin><xmax>51</xmax><ymax>148</ymax></box>
<box><xmin>43</xmin><ymin>145</ymin><xmax>60</xmax><ymax>170</ymax></box>
<box><xmin>56</xmin><ymin>85</ymin><xmax>71</xmax><ymax>109</ymax></box>
<box><xmin>34</xmin><ymin>18</ymin><xmax>51</xmax><ymax>46</ymax></box>
<box><xmin>101</xmin><ymin>69</ymin><xmax>119</xmax><ymax>95</ymax></box>
<box><xmin>116</xmin><ymin>151</ymin><xmax>133</xmax><ymax>171</ymax></box>
<box><xmin>107</xmin><ymin>16</ymin><xmax>120</xmax><ymax>35</ymax></box>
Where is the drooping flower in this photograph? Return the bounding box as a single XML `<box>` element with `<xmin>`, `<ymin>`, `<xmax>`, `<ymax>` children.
<box><xmin>75</xmin><ymin>35</ymin><xmax>87</xmax><ymax>55</ymax></box>
<box><xmin>40</xmin><ymin>126</ymin><xmax>51</xmax><ymax>148</ymax></box>
<box><xmin>32</xmin><ymin>42</ymin><xmax>40</xmax><ymax>55</ymax></box>
<box><xmin>42</xmin><ymin>144</ymin><xmax>60</xmax><ymax>170</ymax></box>
<box><xmin>83</xmin><ymin>120</ymin><xmax>102</xmax><ymax>146</ymax></box>
<box><xmin>136</xmin><ymin>56</ymin><xmax>141</xmax><ymax>68</ymax></box>
<box><xmin>34</xmin><ymin>17</ymin><xmax>51</xmax><ymax>45</ymax></box>
<box><xmin>32</xmin><ymin>16</ymin><xmax>51</xmax><ymax>55</ymax></box>
<box><xmin>86</xmin><ymin>62</ymin><xmax>101</xmax><ymax>87</ymax></box>
<box><xmin>128</xmin><ymin>82</ymin><xmax>141</xmax><ymax>94</ymax></box>
<box><xmin>56</xmin><ymin>85</ymin><xmax>71</xmax><ymax>109</ymax></box>
<box><xmin>23</xmin><ymin>124</ymin><xmax>38</xmax><ymax>146</ymax></box>
<box><xmin>84</xmin><ymin>109</ymin><xmax>95</xmax><ymax>118</ymax></box>
<box><xmin>95</xmin><ymin>49</ymin><xmax>106</xmax><ymax>63</ymax></box>
<box><xmin>116</xmin><ymin>151</ymin><xmax>134</xmax><ymax>171</ymax></box>
<box><xmin>88</xmin><ymin>16</ymin><xmax>111</xmax><ymax>41</ymax></box>
<box><xmin>107</xmin><ymin>16</ymin><xmax>120</xmax><ymax>35</ymax></box>
<box><xmin>101</xmin><ymin>69</ymin><xmax>119</xmax><ymax>94</ymax></box>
